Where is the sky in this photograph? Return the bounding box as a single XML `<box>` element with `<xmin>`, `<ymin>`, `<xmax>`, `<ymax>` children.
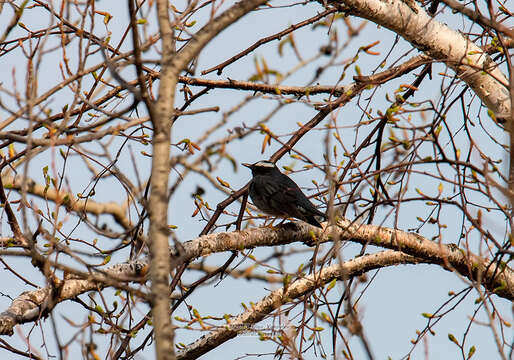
<box><xmin>0</xmin><ymin>0</ymin><xmax>512</xmax><ymax>359</ymax></box>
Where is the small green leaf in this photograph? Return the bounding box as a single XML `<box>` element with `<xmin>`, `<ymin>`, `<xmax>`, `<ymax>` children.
<box><xmin>327</xmin><ymin>278</ymin><xmax>337</xmax><ymax>291</ymax></box>
<box><xmin>448</xmin><ymin>333</ymin><xmax>458</xmax><ymax>345</ymax></box>
<box><xmin>487</xmin><ymin>109</ymin><xmax>496</xmax><ymax>122</ymax></box>
<box><xmin>103</xmin><ymin>255</ymin><xmax>111</xmax><ymax>265</ymax></box>
<box><xmin>467</xmin><ymin>345</ymin><xmax>476</xmax><ymax>359</ymax></box>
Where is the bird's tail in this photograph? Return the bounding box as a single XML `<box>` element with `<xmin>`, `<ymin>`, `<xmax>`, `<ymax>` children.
<box><xmin>305</xmin><ymin>215</ymin><xmax>323</xmax><ymax>228</ymax></box>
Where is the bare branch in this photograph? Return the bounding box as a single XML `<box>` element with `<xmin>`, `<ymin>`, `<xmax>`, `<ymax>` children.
<box><xmin>332</xmin><ymin>0</ymin><xmax>511</xmax><ymax>118</ymax></box>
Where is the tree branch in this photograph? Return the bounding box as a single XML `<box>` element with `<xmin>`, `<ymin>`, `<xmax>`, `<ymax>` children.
<box><xmin>1</xmin><ymin>174</ymin><xmax>132</xmax><ymax>231</ymax></box>
<box><xmin>169</xmin><ymin>0</ymin><xmax>269</xmax><ymax>78</ymax></box>
<box><xmin>0</xmin><ymin>260</ymin><xmax>148</xmax><ymax>336</ymax></box>
<box><xmin>201</xmin><ymin>7</ymin><xmax>338</xmax><ymax>75</ymax></box>
<box><xmin>331</xmin><ymin>0</ymin><xmax>511</xmax><ymax>119</ymax></box>
<box><xmin>1</xmin><ymin>219</ymin><xmax>511</xmax><ymax>337</ymax></box>
<box><xmin>176</xmin><ymin>250</ymin><xmax>423</xmax><ymax>359</ymax></box>
<box><xmin>438</xmin><ymin>0</ymin><xmax>514</xmax><ymax>39</ymax></box>
<box><xmin>177</xmin><ymin>220</ymin><xmax>514</xmax><ymax>300</ymax></box>
<box><xmin>148</xmin><ymin>0</ymin><xmax>178</xmax><ymax>357</ymax></box>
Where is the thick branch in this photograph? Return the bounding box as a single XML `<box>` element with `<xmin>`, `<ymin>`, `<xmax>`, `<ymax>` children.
<box><xmin>149</xmin><ymin>0</ymin><xmax>178</xmax><ymax>358</ymax></box>
<box><xmin>1</xmin><ymin>218</ymin><xmax>512</xmax><ymax>337</ymax></box>
<box><xmin>0</xmin><ymin>260</ymin><xmax>148</xmax><ymax>336</ymax></box>
<box><xmin>176</xmin><ymin>250</ymin><xmax>422</xmax><ymax>359</ymax></box>
<box><xmin>149</xmin><ymin>2</ymin><xmax>269</xmax><ymax>358</ymax></box>
<box><xmin>177</xmin><ymin>220</ymin><xmax>514</xmax><ymax>300</ymax></box>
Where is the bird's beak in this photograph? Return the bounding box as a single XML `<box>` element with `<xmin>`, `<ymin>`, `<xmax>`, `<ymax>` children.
<box><xmin>242</xmin><ymin>163</ymin><xmax>252</xmax><ymax>169</ymax></box>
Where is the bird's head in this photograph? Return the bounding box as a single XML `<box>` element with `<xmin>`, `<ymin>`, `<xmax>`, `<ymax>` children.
<box><xmin>242</xmin><ymin>160</ymin><xmax>278</xmax><ymax>175</ymax></box>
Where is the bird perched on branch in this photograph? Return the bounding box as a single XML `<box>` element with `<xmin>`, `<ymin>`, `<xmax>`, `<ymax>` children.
<box><xmin>243</xmin><ymin>160</ymin><xmax>327</xmax><ymax>228</ymax></box>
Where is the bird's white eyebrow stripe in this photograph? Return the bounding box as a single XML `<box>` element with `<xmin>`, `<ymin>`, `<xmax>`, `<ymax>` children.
<box><xmin>254</xmin><ymin>161</ymin><xmax>275</xmax><ymax>167</ymax></box>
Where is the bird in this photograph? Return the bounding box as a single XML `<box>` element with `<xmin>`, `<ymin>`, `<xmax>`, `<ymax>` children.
<box><xmin>243</xmin><ymin>160</ymin><xmax>327</xmax><ymax>228</ymax></box>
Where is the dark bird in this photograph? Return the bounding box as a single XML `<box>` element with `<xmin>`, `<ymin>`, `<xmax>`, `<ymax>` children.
<box><xmin>243</xmin><ymin>161</ymin><xmax>327</xmax><ymax>228</ymax></box>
